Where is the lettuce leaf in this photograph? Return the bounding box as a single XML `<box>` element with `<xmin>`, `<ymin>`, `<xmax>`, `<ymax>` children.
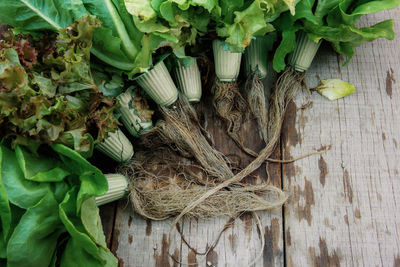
<box><xmin>83</xmin><ymin>0</ymin><xmax>146</xmax><ymax>72</ymax></box>
<box><xmin>0</xmin><ymin>0</ymin><xmax>87</xmax><ymax>32</ymax></box>
<box><xmin>6</xmin><ymin>192</ymin><xmax>65</xmax><ymax>267</ymax></box>
<box><xmin>52</xmin><ymin>144</ymin><xmax>108</xmax><ymax>211</ymax></box>
<box><xmin>216</xmin><ymin>0</ymin><xmax>297</xmax><ymax>51</ymax></box>
<box><xmin>0</xmin><ymin>17</ymin><xmax>119</xmax><ymax>155</ymax></box>
<box><xmin>0</xmin><ymin>142</ymin><xmax>117</xmax><ymax>266</ymax></box>
<box><xmin>125</xmin><ymin>0</ymin><xmax>213</xmax><ymax>60</ymax></box>
<box><xmin>0</xmin><ymin>0</ymin><xmax>148</xmax><ymax>73</ymax></box>
<box><xmin>1</xmin><ymin>145</ymin><xmax>51</xmax><ymax>209</ymax></box>
<box><xmin>0</xmin><ymin>146</ymin><xmax>11</xmax><ymax>247</ymax></box>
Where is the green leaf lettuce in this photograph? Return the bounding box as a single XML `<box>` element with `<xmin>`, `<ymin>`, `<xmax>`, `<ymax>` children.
<box><xmin>0</xmin><ymin>143</ymin><xmax>116</xmax><ymax>267</ymax></box>
<box><xmin>272</xmin><ymin>0</ymin><xmax>400</xmax><ymax>72</ymax></box>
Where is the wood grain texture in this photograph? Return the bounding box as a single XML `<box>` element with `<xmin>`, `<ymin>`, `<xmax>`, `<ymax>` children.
<box><xmin>110</xmin><ymin>199</ymin><xmax>184</xmax><ymax>267</ymax></box>
<box><xmin>282</xmin><ymin>9</ymin><xmax>400</xmax><ymax>267</ymax></box>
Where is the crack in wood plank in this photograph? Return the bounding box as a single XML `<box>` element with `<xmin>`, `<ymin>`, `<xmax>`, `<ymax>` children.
<box><xmin>343</xmin><ymin>170</ymin><xmax>353</xmax><ymax>204</ymax></box>
<box><xmin>146</xmin><ymin>219</ymin><xmax>152</xmax><ymax>236</ymax></box>
<box><xmin>263</xmin><ymin>218</ymin><xmax>282</xmax><ymax>267</ymax></box>
<box><xmin>385</xmin><ymin>68</ymin><xmax>395</xmax><ymax>99</ymax></box>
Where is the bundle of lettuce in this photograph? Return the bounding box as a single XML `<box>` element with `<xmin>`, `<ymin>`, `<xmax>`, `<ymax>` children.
<box><xmin>202</xmin><ymin>0</ymin><xmax>297</xmax><ymax>153</ymax></box>
<box><xmin>244</xmin><ymin>0</ymin><xmax>400</xmax><ymax>156</ymax></box>
<box><xmin>213</xmin><ymin>0</ymin><xmax>400</xmax><ymax>159</ymax></box>
<box><xmin>0</xmin><ymin>16</ymin><xmax>134</xmax><ymax>163</ymax></box>
<box><xmin>0</xmin><ymin>0</ymin><xmax>397</xmax><ymax>217</ymax></box>
<box><xmin>0</xmin><ymin>0</ymin><xmax>220</xmax><ymax>177</ymax></box>
<box><xmin>269</xmin><ymin>0</ymin><xmax>400</xmax><ymax>101</ymax></box>
<box><xmin>121</xmin><ymin>0</ymin><xmax>301</xmax><ymax>223</ymax></box>
<box><xmin>0</xmin><ymin>0</ymin><xmax>399</xmax><ymax>266</ymax></box>
<box><xmin>0</xmin><ymin>142</ymin><xmax>119</xmax><ymax>266</ymax></box>
<box><xmin>0</xmin><ymin>17</ymin><xmax>133</xmax><ymax>266</ymax></box>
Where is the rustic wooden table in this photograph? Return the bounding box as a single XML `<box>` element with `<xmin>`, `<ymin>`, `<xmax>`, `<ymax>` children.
<box><xmin>100</xmin><ymin>9</ymin><xmax>400</xmax><ymax>267</ymax></box>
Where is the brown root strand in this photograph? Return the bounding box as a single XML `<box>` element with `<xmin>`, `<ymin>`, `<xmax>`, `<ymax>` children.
<box><xmin>266</xmin><ymin>149</ymin><xmax>330</xmax><ymax>164</ymax></box>
<box><xmin>172</xmin><ymin>211</ymin><xmax>264</xmax><ymax>267</ymax></box>
<box><xmin>245</xmin><ymin>73</ymin><xmax>269</xmax><ymax>144</ymax></box>
<box><xmin>211</xmin><ymin>79</ymin><xmax>256</xmax><ymax>155</ymax></box>
<box><xmin>130</xmin><ymin>182</ymin><xmax>286</xmax><ymax>220</ymax></box>
<box><xmin>119</xmin><ymin>148</ymin><xmax>286</xmax><ymax>221</ymax></box>
<box><xmin>140</xmin><ymin>94</ymin><xmax>234</xmax><ymax>182</ymax></box>
<box><xmin>120</xmin><ymin>68</ymin><xmax>305</xmax><ymax>266</ymax></box>
<box><xmin>169</xmin><ymin>67</ymin><xmax>305</xmax><ymax>242</ymax></box>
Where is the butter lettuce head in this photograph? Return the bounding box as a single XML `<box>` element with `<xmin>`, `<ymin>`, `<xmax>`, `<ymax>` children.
<box><xmin>0</xmin><ymin>143</ymin><xmax>116</xmax><ymax>266</ymax></box>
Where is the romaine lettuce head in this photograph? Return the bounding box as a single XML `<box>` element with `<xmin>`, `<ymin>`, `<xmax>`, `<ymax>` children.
<box><xmin>216</xmin><ymin>0</ymin><xmax>298</xmax><ymax>52</ymax></box>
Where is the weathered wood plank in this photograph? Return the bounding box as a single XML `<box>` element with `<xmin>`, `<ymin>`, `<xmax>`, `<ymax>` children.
<box><xmin>110</xmin><ymin>199</ymin><xmax>183</xmax><ymax>267</ymax></box>
<box><xmin>282</xmin><ymin>10</ymin><xmax>400</xmax><ymax>267</ymax></box>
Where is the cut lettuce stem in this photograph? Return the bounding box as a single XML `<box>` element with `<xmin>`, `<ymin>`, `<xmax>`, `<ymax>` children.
<box><xmin>91</xmin><ymin>47</ymin><xmax>136</xmax><ymax>71</ymax></box>
<box><xmin>174</xmin><ymin>58</ymin><xmax>202</xmax><ymax>103</ymax></box>
<box><xmin>95</xmin><ymin>173</ymin><xmax>129</xmax><ymax>206</ymax></box>
<box><xmin>288</xmin><ymin>31</ymin><xmax>322</xmax><ymax>72</ymax></box>
<box><xmin>117</xmin><ymin>87</ymin><xmax>153</xmax><ymax>137</ymax></box>
<box><xmin>95</xmin><ymin>128</ymin><xmax>134</xmax><ymax>163</ymax></box>
<box><xmin>244</xmin><ymin>36</ymin><xmax>269</xmax><ymax>79</ymax></box>
<box><xmin>136</xmin><ymin>60</ymin><xmax>179</xmax><ymax>106</ymax></box>
<box><xmin>104</xmin><ymin>0</ymin><xmax>138</xmax><ymax>59</ymax></box>
<box><xmin>213</xmin><ymin>40</ymin><xmax>242</xmax><ymax>82</ymax></box>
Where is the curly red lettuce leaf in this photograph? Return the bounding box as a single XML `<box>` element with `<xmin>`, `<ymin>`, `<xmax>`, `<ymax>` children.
<box><xmin>0</xmin><ymin>17</ymin><xmax>119</xmax><ymax>156</ymax></box>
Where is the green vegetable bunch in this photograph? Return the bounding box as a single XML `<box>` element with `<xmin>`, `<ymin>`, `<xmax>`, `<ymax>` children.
<box><xmin>0</xmin><ymin>0</ymin><xmax>144</xmax><ymax>74</ymax></box>
<box><xmin>125</xmin><ymin>0</ymin><xmax>299</xmax><ymax>53</ymax></box>
<box><xmin>0</xmin><ymin>142</ymin><xmax>117</xmax><ymax>267</ymax></box>
<box><xmin>214</xmin><ymin>0</ymin><xmax>297</xmax><ymax>52</ymax></box>
<box><xmin>0</xmin><ymin>0</ymin><xmax>299</xmax><ymax>75</ymax></box>
<box><xmin>0</xmin><ymin>0</ymin><xmax>220</xmax><ymax>75</ymax></box>
<box><xmin>272</xmin><ymin>0</ymin><xmax>400</xmax><ymax>72</ymax></box>
<box><xmin>124</xmin><ymin>0</ymin><xmax>218</xmax><ymax>59</ymax></box>
<box><xmin>0</xmin><ymin>17</ymin><xmax>119</xmax><ymax>156</ymax></box>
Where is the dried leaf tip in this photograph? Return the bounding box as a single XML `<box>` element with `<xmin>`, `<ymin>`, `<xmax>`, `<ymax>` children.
<box><xmin>315</xmin><ymin>79</ymin><xmax>355</xmax><ymax>101</ymax></box>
